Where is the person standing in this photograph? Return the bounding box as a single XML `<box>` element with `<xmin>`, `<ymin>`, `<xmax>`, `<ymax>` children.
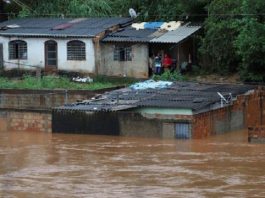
<box><xmin>154</xmin><ymin>54</ymin><xmax>162</xmax><ymax>75</ymax></box>
<box><xmin>162</xmin><ymin>54</ymin><xmax>172</xmax><ymax>72</ymax></box>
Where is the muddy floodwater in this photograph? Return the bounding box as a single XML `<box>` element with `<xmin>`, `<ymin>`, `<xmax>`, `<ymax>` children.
<box><xmin>0</xmin><ymin>130</ymin><xmax>264</xmax><ymax>198</ymax></box>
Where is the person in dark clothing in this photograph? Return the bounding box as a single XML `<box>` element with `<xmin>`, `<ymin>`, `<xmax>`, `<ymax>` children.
<box><xmin>154</xmin><ymin>54</ymin><xmax>162</xmax><ymax>75</ymax></box>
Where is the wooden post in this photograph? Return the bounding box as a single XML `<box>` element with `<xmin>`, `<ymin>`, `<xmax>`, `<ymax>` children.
<box><xmin>0</xmin><ymin>43</ymin><xmax>3</xmax><ymax>71</ymax></box>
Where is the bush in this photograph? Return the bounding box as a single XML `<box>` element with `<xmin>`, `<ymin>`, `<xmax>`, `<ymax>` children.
<box><xmin>152</xmin><ymin>70</ymin><xmax>186</xmax><ymax>81</ymax></box>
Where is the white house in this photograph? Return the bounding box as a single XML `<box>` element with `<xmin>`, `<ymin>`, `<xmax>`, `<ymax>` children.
<box><xmin>0</xmin><ymin>17</ymin><xmax>132</xmax><ymax>73</ymax></box>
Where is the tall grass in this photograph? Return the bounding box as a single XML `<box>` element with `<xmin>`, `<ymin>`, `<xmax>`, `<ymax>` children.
<box><xmin>0</xmin><ymin>75</ymin><xmax>136</xmax><ymax>90</ymax></box>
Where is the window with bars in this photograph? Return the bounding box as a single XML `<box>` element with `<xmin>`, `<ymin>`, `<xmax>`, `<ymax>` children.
<box><xmin>9</xmin><ymin>40</ymin><xmax>27</xmax><ymax>60</ymax></box>
<box><xmin>114</xmin><ymin>45</ymin><xmax>132</xmax><ymax>61</ymax></box>
<box><xmin>67</xmin><ymin>40</ymin><xmax>86</xmax><ymax>60</ymax></box>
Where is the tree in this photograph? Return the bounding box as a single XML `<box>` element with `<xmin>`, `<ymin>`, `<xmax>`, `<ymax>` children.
<box><xmin>234</xmin><ymin>0</ymin><xmax>265</xmax><ymax>81</ymax></box>
<box><xmin>199</xmin><ymin>0</ymin><xmax>242</xmax><ymax>74</ymax></box>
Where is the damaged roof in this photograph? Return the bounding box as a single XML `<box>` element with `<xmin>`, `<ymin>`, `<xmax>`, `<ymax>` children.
<box><xmin>56</xmin><ymin>81</ymin><xmax>256</xmax><ymax>114</ymax></box>
<box><xmin>102</xmin><ymin>23</ymin><xmax>201</xmax><ymax>44</ymax></box>
<box><xmin>0</xmin><ymin>17</ymin><xmax>133</xmax><ymax>38</ymax></box>
<box><xmin>150</xmin><ymin>25</ymin><xmax>201</xmax><ymax>44</ymax></box>
<box><xmin>102</xmin><ymin>27</ymin><xmax>158</xmax><ymax>43</ymax></box>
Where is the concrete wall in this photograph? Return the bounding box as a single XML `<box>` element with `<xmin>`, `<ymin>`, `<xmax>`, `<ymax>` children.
<box><xmin>100</xmin><ymin>43</ymin><xmax>149</xmax><ymax>78</ymax></box>
<box><xmin>0</xmin><ymin>37</ymin><xmax>95</xmax><ymax>73</ymax></box>
<box><xmin>0</xmin><ymin>88</ymin><xmax>116</xmax><ymax>111</ymax></box>
<box><xmin>0</xmin><ymin>110</ymin><xmax>51</xmax><ymax>133</ymax></box>
<box><xmin>119</xmin><ymin>112</ymin><xmax>162</xmax><ymax>138</ymax></box>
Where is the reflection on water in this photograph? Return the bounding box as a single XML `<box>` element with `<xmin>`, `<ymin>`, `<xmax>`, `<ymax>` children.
<box><xmin>0</xmin><ymin>130</ymin><xmax>264</xmax><ymax>198</ymax></box>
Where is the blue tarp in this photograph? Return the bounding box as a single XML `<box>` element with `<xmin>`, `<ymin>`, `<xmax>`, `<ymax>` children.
<box><xmin>144</xmin><ymin>22</ymin><xmax>164</xmax><ymax>29</ymax></box>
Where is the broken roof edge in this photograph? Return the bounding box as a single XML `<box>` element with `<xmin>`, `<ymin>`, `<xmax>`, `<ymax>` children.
<box><xmin>149</xmin><ymin>25</ymin><xmax>201</xmax><ymax>44</ymax></box>
<box><xmin>102</xmin><ymin>24</ymin><xmax>201</xmax><ymax>44</ymax></box>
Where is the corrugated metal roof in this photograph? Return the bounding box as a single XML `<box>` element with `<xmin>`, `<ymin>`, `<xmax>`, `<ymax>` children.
<box><xmin>102</xmin><ymin>27</ymin><xmax>157</xmax><ymax>43</ymax></box>
<box><xmin>150</xmin><ymin>25</ymin><xmax>201</xmax><ymax>43</ymax></box>
<box><xmin>0</xmin><ymin>17</ymin><xmax>133</xmax><ymax>38</ymax></box>
<box><xmin>55</xmin><ymin>82</ymin><xmax>256</xmax><ymax>113</ymax></box>
<box><xmin>102</xmin><ymin>24</ymin><xmax>201</xmax><ymax>44</ymax></box>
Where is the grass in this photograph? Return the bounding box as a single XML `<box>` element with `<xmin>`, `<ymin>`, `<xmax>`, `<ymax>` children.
<box><xmin>0</xmin><ymin>75</ymin><xmax>137</xmax><ymax>90</ymax></box>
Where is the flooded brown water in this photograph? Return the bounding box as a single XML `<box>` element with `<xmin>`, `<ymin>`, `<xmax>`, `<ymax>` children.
<box><xmin>0</xmin><ymin>130</ymin><xmax>265</xmax><ymax>198</ymax></box>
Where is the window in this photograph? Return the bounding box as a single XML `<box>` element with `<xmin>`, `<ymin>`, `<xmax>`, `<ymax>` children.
<box><xmin>67</xmin><ymin>40</ymin><xmax>86</xmax><ymax>60</ymax></box>
<box><xmin>114</xmin><ymin>45</ymin><xmax>132</xmax><ymax>61</ymax></box>
<box><xmin>9</xmin><ymin>40</ymin><xmax>27</xmax><ymax>60</ymax></box>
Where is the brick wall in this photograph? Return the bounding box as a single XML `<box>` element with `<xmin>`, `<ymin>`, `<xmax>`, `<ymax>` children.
<box><xmin>0</xmin><ymin>88</ymin><xmax>120</xmax><ymax>111</ymax></box>
<box><xmin>245</xmin><ymin>88</ymin><xmax>265</xmax><ymax>127</ymax></box>
<box><xmin>248</xmin><ymin>125</ymin><xmax>265</xmax><ymax>143</ymax></box>
<box><xmin>193</xmin><ymin>88</ymin><xmax>265</xmax><ymax>139</ymax></box>
<box><xmin>0</xmin><ymin>110</ymin><xmax>51</xmax><ymax>132</ymax></box>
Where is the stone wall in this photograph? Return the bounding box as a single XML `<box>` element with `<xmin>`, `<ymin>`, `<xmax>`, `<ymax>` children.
<box><xmin>0</xmin><ymin>110</ymin><xmax>51</xmax><ymax>132</ymax></box>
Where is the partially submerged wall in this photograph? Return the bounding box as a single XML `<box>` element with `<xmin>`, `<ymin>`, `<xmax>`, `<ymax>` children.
<box><xmin>52</xmin><ymin>111</ymin><xmax>120</xmax><ymax>135</ymax></box>
<box><xmin>119</xmin><ymin>112</ymin><xmax>162</xmax><ymax>138</ymax></box>
<box><xmin>0</xmin><ymin>88</ymin><xmax>117</xmax><ymax>110</ymax></box>
<box><xmin>0</xmin><ymin>110</ymin><xmax>51</xmax><ymax>132</ymax></box>
<box><xmin>193</xmin><ymin>88</ymin><xmax>265</xmax><ymax>139</ymax></box>
<box><xmin>0</xmin><ymin>88</ymin><xmax>113</xmax><ymax>133</ymax></box>
<box><xmin>248</xmin><ymin>126</ymin><xmax>265</xmax><ymax>143</ymax></box>
<box><xmin>192</xmin><ymin>106</ymin><xmax>245</xmax><ymax>138</ymax></box>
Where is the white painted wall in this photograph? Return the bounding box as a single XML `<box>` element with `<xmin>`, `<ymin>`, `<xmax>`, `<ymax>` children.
<box><xmin>0</xmin><ymin>37</ymin><xmax>95</xmax><ymax>73</ymax></box>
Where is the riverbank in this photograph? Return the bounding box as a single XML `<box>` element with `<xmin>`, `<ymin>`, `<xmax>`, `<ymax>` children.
<box><xmin>0</xmin><ymin>75</ymin><xmax>136</xmax><ymax>90</ymax></box>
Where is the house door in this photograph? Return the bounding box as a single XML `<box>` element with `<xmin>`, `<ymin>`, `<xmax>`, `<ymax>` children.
<box><xmin>45</xmin><ymin>40</ymin><xmax>57</xmax><ymax>72</ymax></box>
<box><xmin>175</xmin><ymin>123</ymin><xmax>191</xmax><ymax>139</ymax></box>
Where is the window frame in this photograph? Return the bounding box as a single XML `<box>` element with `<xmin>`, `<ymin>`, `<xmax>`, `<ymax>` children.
<box><xmin>67</xmin><ymin>40</ymin><xmax>86</xmax><ymax>61</ymax></box>
<box><xmin>114</xmin><ymin>45</ymin><xmax>132</xmax><ymax>61</ymax></box>
<box><xmin>8</xmin><ymin>40</ymin><xmax>27</xmax><ymax>60</ymax></box>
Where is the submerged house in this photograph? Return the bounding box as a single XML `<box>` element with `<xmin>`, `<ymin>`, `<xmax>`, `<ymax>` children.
<box><xmin>0</xmin><ymin>17</ymin><xmax>132</xmax><ymax>73</ymax></box>
<box><xmin>53</xmin><ymin>81</ymin><xmax>258</xmax><ymax>139</ymax></box>
<box><xmin>101</xmin><ymin>22</ymin><xmax>201</xmax><ymax>78</ymax></box>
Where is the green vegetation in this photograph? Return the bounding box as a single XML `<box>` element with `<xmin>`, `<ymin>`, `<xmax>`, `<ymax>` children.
<box><xmin>6</xmin><ymin>0</ymin><xmax>209</xmax><ymax>21</ymax></box>
<box><xmin>0</xmin><ymin>75</ymin><xmax>136</xmax><ymax>90</ymax></box>
<box><xmin>152</xmin><ymin>70</ymin><xmax>187</xmax><ymax>81</ymax></box>
<box><xmin>200</xmin><ymin>0</ymin><xmax>265</xmax><ymax>81</ymax></box>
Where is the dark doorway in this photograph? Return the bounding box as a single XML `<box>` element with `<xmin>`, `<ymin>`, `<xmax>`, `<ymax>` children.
<box><xmin>45</xmin><ymin>40</ymin><xmax>57</xmax><ymax>72</ymax></box>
